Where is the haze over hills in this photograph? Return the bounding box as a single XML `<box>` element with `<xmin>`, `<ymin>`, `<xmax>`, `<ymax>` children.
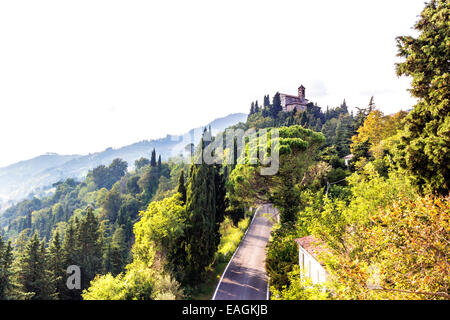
<box><xmin>0</xmin><ymin>112</ymin><xmax>247</xmax><ymax>211</ymax></box>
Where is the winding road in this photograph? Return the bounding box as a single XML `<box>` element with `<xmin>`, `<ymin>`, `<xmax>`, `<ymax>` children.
<box><xmin>212</xmin><ymin>203</ymin><xmax>278</xmax><ymax>300</ymax></box>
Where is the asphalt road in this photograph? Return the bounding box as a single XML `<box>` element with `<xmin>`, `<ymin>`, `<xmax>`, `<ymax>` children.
<box><xmin>212</xmin><ymin>203</ymin><xmax>278</xmax><ymax>300</ymax></box>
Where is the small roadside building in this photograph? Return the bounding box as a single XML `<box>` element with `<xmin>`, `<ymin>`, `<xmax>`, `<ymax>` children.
<box><xmin>294</xmin><ymin>236</ymin><xmax>328</xmax><ymax>285</ymax></box>
<box><xmin>343</xmin><ymin>154</ymin><xmax>354</xmax><ymax>166</ymax></box>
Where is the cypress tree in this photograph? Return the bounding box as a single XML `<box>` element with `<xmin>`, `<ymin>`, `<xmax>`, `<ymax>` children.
<box><xmin>183</xmin><ymin>164</ymin><xmax>217</xmax><ymax>283</ymax></box>
<box><xmin>214</xmin><ymin>166</ymin><xmax>227</xmax><ymax>246</ymax></box>
<box><xmin>271</xmin><ymin>92</ymin><xmax>282</xmax><ymax>118</ymax></box>
<box><xmin>263</xmin><ymin>94</ymin><xmax>270</xmax><ymax>107</ymax></box>
<box><xmin>150</xmin><ymin>148</ymin><xmax>157</xmax><ymax>167</ymax></box>
<box><xmin>177</xmin><ymin>170</ymin><xmax>187</xmax><ymax>203</ymax></box>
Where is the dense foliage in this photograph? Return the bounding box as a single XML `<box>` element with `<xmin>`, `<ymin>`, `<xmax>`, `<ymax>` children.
<box><xmin>394</xmin><ymin>0</ymin><xmax>449</xmax><ymax>195</ymax></box>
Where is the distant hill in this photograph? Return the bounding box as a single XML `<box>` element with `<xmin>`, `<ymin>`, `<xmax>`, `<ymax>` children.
<box><xmin>0</xmin><ymin>112</ymin><xmax>247</xmax><ymax>211</ymax></box>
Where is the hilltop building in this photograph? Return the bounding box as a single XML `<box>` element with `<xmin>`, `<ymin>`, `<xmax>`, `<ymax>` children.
<box><xmin>280</xmin><ymin>85</ymin><xmax>309</xmax><ymax>112</ymax></box>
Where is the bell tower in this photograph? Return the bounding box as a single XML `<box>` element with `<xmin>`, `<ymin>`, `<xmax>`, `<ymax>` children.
<box><xmin>298</xmin><ymin>85</ymin><xmax>305</xmax><ymax>100</ymax></box>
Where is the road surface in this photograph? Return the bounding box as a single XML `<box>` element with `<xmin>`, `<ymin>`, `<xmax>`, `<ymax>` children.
<box><xmin>212</xmin><ymin>203</ymin><xmax>278</xmax><ymax>300</ymax></box>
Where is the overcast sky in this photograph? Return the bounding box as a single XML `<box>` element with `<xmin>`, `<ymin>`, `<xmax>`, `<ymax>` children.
<box><xmin>0</xmin><ymin>0</ymin><xmax>426</xmax><ymax>167</ymax></box>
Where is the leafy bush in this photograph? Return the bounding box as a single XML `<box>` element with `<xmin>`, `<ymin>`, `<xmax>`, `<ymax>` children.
<box><xmin>266</xmin><ymin>223</ymin><xmax>301</xmax><ymax>292</ymax></box>
<box><xmin>271</xmin><ymin>265</ymin><xmax>329</xmax><ymax>300</ymax></box>
<box><xmin>216</xmin><ymin>216</ymin><xmax>250</xmax><ymax>263</ymax></box>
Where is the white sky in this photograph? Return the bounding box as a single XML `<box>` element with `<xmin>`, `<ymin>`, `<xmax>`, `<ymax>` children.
<box><xmin>0</xmin><ymin>0</ymin><xmax>425</xmax><ymax>168</ymax></box>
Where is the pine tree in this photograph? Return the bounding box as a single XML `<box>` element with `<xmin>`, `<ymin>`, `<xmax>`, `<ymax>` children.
<box><xmin>39</xmin><ymin>239</ymin><xmax>56</xmax><ymax>299</ymax></box>
<box><xmin>109</xmin><ymin>227</ymin><xmax>127</xmax><ymax>276</ymax></box>
<box><xmin>15</xmin><ymin>232</ymin><xmax>54</xmax><ymax>299</ymax></box>
<box><xmin>63</xmin><ymin>221</ymin><xmax>77</xmax><ymax>267</ymax></box>
<box><xmin>47</xmin><ymin>231</ymin><xmax>65</xmax><ymax>299</ymax></box>
<box><xmin>76</xmin><ymin>208</ymin><xmax>103</xmax><ymax>292</ymax></box>
<box><xmin>254</xmin><ymin>100</ymin><xmax>260</xmax><ymax>113</ymax></box>
<box><xmin>103</xmin><ymin>242</ymin><xmax>112</xmax><ymax>274</ymax></box>
<box><xmin>250</xmin><ymin>102</ymin><xmax>255</xmax><ymax>115</ymax></box>
<box><xmin>0</xmin><ymin>236</ymin><xmax>14</xmax><ymax>299</ymax></box>
<box><xmin>157</xmin><ymin>154</ymin><xmax>162</xmax><ymax>169</ymax></box>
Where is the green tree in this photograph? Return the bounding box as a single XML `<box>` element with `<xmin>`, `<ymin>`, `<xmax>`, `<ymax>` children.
<box><xmin>15</xmin><ymin>232</ymin><xmax>54</xmax><ymax>299</ymax></box>
<box><xmin>138</xmin><ymin>166</ymin><xmax>161</xmax><ymax>202</ymax></box>
<box><xmin>0</xmin><ymin>236</ymin><xmax>14</xmax><ymax>299</ymax></box>
<box><xmin>271</xmin><ymin>92</ymin><xmax>282</xmax><ymax>118</ymax></box>
<box><xmin>250</xmin><ymin>102</ymin><xmax>255</xmax><ymax>115</ymax></box>
<box><xmin>214</xmin><ymin>165</ymin><xmax>227</xmax><ymax>246</ymax></box>
<box><xmin>177</xmin><ymin>170</ymin><xmax>187</xmax><ymax>204</ymax></box>
<box><xmin>395</xmin><ymin>0</ymin><xmax>450</xmax><ymax>195</ymax></box>
<box><xmin>263</xmin><ymin>94</ymin><xmax>270</xmax><ymax>107</ymax></box>
<box><xmin>134</xmin><ymin>157</ymin><xmax>150</xmax><ymax>170</ymax></box>
<box><xmin>76</xmin><ymin>208</ymin><xmax>103</xmax><ymax>292</ymax></box>
<box><xmin>101</xmin><ymin>187</ymin><xmax>122</xmax><ymax>222</ymax></box>
<box><xmin>126</xmin><ymin>175</ymin><xmax>141</xmax><ymax>195</ymax></box>
<box><xmin>108</xmin><ymin>159</ymin><xmax>128</xmax><ymax>184</ymax></box>
<box><xmin>117</xmin><ymin>195</ymin><xmax>141</xmax><ymax>226</ymax></box>
<box><xmin>109</xmin><ymin>227</ymin><xmax>127</xmax><ymax>276</ymax></box>
<box><xmin>151</xmin><ymin>149</ymin><xmax>157</xmax><ymax>167</ymax></box>
<box><xmin>47</xmin><ymin>231</ymin><xmax>66</xmax><ymax>299</ymax></box>
<box><xmin>183</xmin><ymin>164</ymin><xmax>217</xmax><ymax>284</ymax></box>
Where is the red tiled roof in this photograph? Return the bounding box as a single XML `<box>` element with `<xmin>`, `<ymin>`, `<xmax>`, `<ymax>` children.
<box><xmin>295</xmin><ymin>235</ymin><xmax>329</xmax><ymax>265</ymax></box>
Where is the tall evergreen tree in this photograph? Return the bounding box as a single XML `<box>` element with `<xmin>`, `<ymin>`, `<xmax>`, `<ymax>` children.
<box><xmin>213</xmin><ymin>166</ymin><xmax>227</xmax><ymax>246</ymax></box>
<box><xmin>15</xmin><ymin>232</ymin><xmax>54</xmax><ymax>299</ymax></box>
<box><xmin>75</xmin><ymin>208</ymin><xmax>103</xmax><ymax>292</ymax></box>
<box><xmin>263</xmin><ymin>94</ymin><xmax>271</xmax><ymax>107</ymax></box>
<box><xmin>271</xmin><ymin>92</ymin><xmax>282</xmax><ymax>118</ymax></box>
<box><xmin>105</xmin><ymin>227</ymin><xmax>127</xmax><ymax>276</ymax></box>
<box><xmin>254</xmin><ymin>100</ymin><xmax>260</xmax><ymax>113</ymax></box>
<box><xmin>183</xmin><ymin>164</ymin><xmax>217</xmax><ymax>284</ymax></box>
<box><xmin>395</xmin><ymin>0</ymin><xmax>449</xmax><ymax>195</ymax></box>
<box><xmin>177</xmin><ymin>170</ymin><xmax>187</xmax><ymax>203</ymax></box>
<box><xmin>355</xmin><ymin>97</ymin><xmax>375</xmax><ymax>128</ymax></box>
<box><xmin>150</xmin><ymin>148</ymin><xmax>157</xmax><ymax>167</ymax></box>
<box><xmin>47</xmin><ymin>231</ymin><xmax>65</xmax><ymax>300</ymax></box>
<box><xmin>0</xmin><ymin>236</ymin><xmax>14</xmax><ymax>300</ymax></box>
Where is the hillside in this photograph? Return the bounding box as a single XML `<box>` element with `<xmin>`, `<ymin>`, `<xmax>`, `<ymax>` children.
<box><xmin>0</xmin><ymin>112</ymin><xmax>247</xmax><ymax>211</ymax></box>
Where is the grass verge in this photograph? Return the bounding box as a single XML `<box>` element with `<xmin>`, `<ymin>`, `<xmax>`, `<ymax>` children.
<box><xmin>190</xmin><ymin>210</ymin><xmax>254</xmax><ymax>300</ymax></box>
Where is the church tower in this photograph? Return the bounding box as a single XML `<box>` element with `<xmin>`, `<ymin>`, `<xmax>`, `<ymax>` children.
<box><xmin>298</xmin><ymin>85</ymin><xmax>306</xmax><ymax>100</ymax></box>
